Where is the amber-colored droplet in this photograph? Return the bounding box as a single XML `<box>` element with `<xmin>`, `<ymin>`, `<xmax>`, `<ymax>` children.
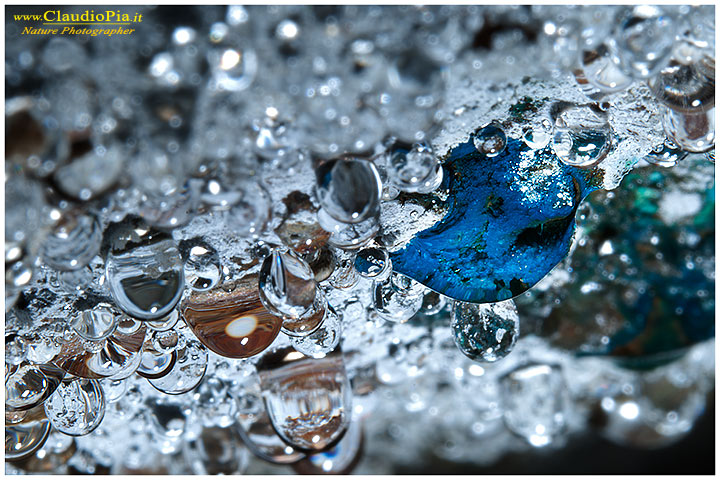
<box><xmin>182</xmin><ymin>274</ymin><xmax>283</xmax><ymax>358</ymax></box>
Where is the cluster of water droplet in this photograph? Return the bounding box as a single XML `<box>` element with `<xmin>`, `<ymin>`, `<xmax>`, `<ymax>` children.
<box><xmin>4</xmin><ymin>5</ymin><xmax>714</xmax><ymax>475</ymax></box>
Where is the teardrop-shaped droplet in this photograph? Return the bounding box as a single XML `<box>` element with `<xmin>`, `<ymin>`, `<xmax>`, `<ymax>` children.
<box><xmin>662</xmin><ymin>106</ymin><xmax>715</xmax><ymax>153</ymax></box>
<box><xmin>451</xmin><ymin>299</ymin><xmax>519</xmax><ymax>363</ymax></box>
<box><xmin>293</xmin><ymin>417</ymin><xmax>363</xmax><ymax>474</ymax></box>
<box><xmin>355</xmin><ymin>246</ymin><xmax>391</xmax><ymax>280</ymax></box>
<box><xmin>373</xmin><ymin>272</ymin><xmax>425</xmax><ymax>323</ymax></box>
<box><xmin>5</xmin><ymin>405</ymin><xmax>51</xmax><ymax>460</ymax></box>
<box><xmin>386</xmin><ymin>140</ymin><xmax>443</xmax><ymax>193</ymax></box>
<box><xmin>500</xmin><ymin>363</ymin><xmax>568</xmax><ymax>447</ymax></box>
<box><xmin>182</xmin><ymin>275</ymin><xmax>282</xmax><ymax>358</ymax></box>
<box><xmin>613</xmin><ymin>5</ymin><xmax>677</xmax><ymax>78</ymax></box>
<box><xmin>315</xmin><ymin>157</ymin><xmax>382</xmax><ymax>224</ymax></box>
<box><xmin>5</xmin><ymin>363</ymin><xmax>65</xmax><ymax>412</ymax></box>
<box><xmin>104</xmin><ymin>218</ymin><xmax>185</xmax><ymax>321</ymax></box>
<box><xmin>291</xmin><ymin>304</ymin><xmax>342</xmax><ymax>358</ymax></box>
<box><xmin>522</xmin><ymin>119</ymin><xmax>553</xmax><ymax>150</ymax></box>
<box><xmin>71</xmin><ymin>303</ymin><xmax>119</xmax><ymax>342</ymax></box>
<box><xmin>40</xmin><ymin>212</ymin><xmax>102</xmax><ymax>271</ymax></box>
<box><xmin>473</xmin><ymin>122</ymin><xmax>507</xmax><ymax>157</ymax></box>
<box><xmin>257</xmin><ymin>347</ymin><xmax>352</xmax><ymax>451</ymax></box>
<box><xmin>44</xmin><ymin>377</ymin><xmax>105</xmax><ymax>436</ymax></box>
<box><xmin>580</xmin><ymin>42</ymin><xmax>633</xmax><ymax>92</ymax></box>
<box><xmin>184</xmin><ymin>243</ymin><xmax>223</xmax><ymax>292</ymax></box>
<box><xmin>147</xmin><ymin>337</ymin><xmax>208</xmax><ymax>395</ymax></box>
<box><xmin>648</xmin><ymin>59</ymin><xmax>715</xmax><ymax>113</ymax></box>
<box><xmin>236</xmin><ymin>386</ymin><xmax>306</xmax><ymax>464</ymax></box>
<box><xmin>183</xmin><ymin>425</ymin><xmax>249</xmax><ymax>475</ymax></box>
<box><xmin>259</xmin><ymin>249</ymin><xmax>317</xmax><ymax>320</ymax></box>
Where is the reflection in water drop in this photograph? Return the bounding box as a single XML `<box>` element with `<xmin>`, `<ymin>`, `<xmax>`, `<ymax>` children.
<box><xmin>473</xmin><ymin>123</ymin><xmax>507</xmax><ymax>157</ymax></box>
<box><xmin>184</xmin><ymin>244</ymin><xmax>223</xmax><ymax>292</ymax></box>
<box><xmin>5</xmin><ymin>363</ymin><xmax>65</xmax><ymax>412</ymax></box>
<box><xmin>259</xmin><ymin>248</ymin><xmax>318</xmax><ymax>320</ymax></box>
<box><xmin>5</xmin><ymin>405</ymin><xmax>52</xmax><ymax>460</ymax></box>
<box><xmin>182</xmin><ymin>275</ymin><xmax>282</xmax><ymax>358</ymax></box>
<box><xmin>552</xmin><ymin>128</ymin><xmax>612</xmax><ymax>168</ymax></box>
<box><xmin>386</xmin><ymin>140</ymin><xmax>443</xmax><ymax>194</ymax></box>
<box><xmin>355</xmin><ymin>246</ymin><xmax>391</xmax><ymax>280</ymax></box>
<box><xmin>644</xmin><ymin>139</ymin><xmax>689</xmax><ymax>167</ymax></box>
<box><xmin>662</xmin><ymin>106</ymin><xmax>715</xmax><ymax>153</ymax></box>
<box><xmin>71</xmin><ymin>303</ymin><xmax>119</xmax><ymax>341</ymax></box>
<box><xmin>147</xmin><ymin>338</ymin><xmax>208</xmax><ymax>395</ymax></box>
<box><xmin>104</xmin><ymin>220</ymin><xmax>185</xmax><ymax>321</ymax></box>
<box><xmin>522</xmin><ymin>119</ymin><xmax>553</xmax><ymax>150</ymax></box>
<box><xmin>257</xmin><ymin>347</ymin><xmax>352</xmax><ymax>451</ymax></box>
<box><xmin>373</xmin><ymin>272</ymin><xmax>425</xmax><ymax>323</ymax></box>
<box><xmin>40</xmin><ymin>212</ymin><xmax>102</xmax><ymax>271</ymax></box>
<box><xmin>315</xmin><ymin>156</ymin><xmax>382</xmax><ymax>224</ymax></box>
<box><xmin>44</xmin><ymin>378</ymin><xmax>106</xmax><ymax>436</ymax></box>
<box><xmin>451</xmin><ymin>300</ymin><xmax>519</xmax><ymax>363</ymax></box>
<box><xmin>291</xmin><ymin>305</ymin><xmax>342</xmax><ymax>358</ymax></box>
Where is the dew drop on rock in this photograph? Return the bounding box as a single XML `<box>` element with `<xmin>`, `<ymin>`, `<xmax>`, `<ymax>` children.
<box><xmin>71</xmin><ymin>303</ymin><xmax>119</xmax><ymax>342</ymax></box>
<box><xmin>257</xmin><ymin>347</ymin><xmax>352</xmax><ymax>451</ymax></box>
<box><xmin>315</xmin><ymin>157</ymin><xmax>382</xmax><ymax>224</ymax></box>
<box><xmin>355</xmin><ymin>246</ymin><xmax>391</xmax><ymax>280</ymax></box>
<box><xmin>44</xmin><ymin>377</ymin><xmax>106</xmax><ymax>436</ymax></box>
<box><xmin>291</xmin><ymin>304</ymin><xmax>343</xmax><ymax>358</ymax></box>
<box><xmin>473</xmin><ymin>122</ymin><xmax>507</xmax><ymax>157</ymax></box>
<box><xmin>644</xmin><ymin>139</ymin><xmax>689</xmax><ymax>167</ymax></box>
<box><xmin>386</xmin><ymin>141</ymin><xmax>443</xmax><ymax>193</ymax></box>
<box><xmin>522</xmin><ymin>119</ymin><xmax>553</xmax><ymax>150</ymax></box>
<box><xmin>184</xmin><ymin>243</ymin><xmax>223</xmax><ymax>292</ymax></box>
<box><xmin>451</xmin><ymin>300</ymin><xmax>519</xmax><ymax>363</ymax></box>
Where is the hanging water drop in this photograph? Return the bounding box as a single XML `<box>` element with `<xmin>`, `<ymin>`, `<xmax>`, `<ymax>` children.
<box><xmin>451</xmin><ymin>299</ymin><xmax>519</xmax><ymax>362</ymax></box>
<box><xmin>103</xmin><ymin>217</ymin><xmax>185</xmax><ymax>321</ymax></box>
<box><xmin>258</xmin><ymin>248</ymin><xmax>318</xmax><ymax>320</ymax></box>
<box><xmin>644</xmin><ymin>139</ymin><xmax>688</xmax><ymax>167</ymax></box>
<box><xmin>373</xmin><ymin>272</ymin><xmax>425</xmax><ymax>323</ymax></box>
<box><xmin>291</xmin><ymin>304</ymin><xmax>342</xmax><ymax>358</ymax></box>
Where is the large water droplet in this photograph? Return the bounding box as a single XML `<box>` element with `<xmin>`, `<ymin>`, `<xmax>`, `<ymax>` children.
<box><xmin>147</xmin><ymin>337</ymin><xmax>208</xmax><ymax>395</ymax></box>
<box><xmin>662</xmin><ymin>106</ymin><xmax>715</xmax><ymax>153</ymax></box>
<box><xmin>473</xmin><ymin>122</ymin><xmax>507</xmax><ymax>157</ymax></box>
<box><xmin>315</xmin><ymin>157</ymin><xmax>382</xmax><ymax>224</ymax></box>
<box><xmin>44</xmin><ymin>377</ymin><xmax>106</xmax><ymax>436</ymax></box>
<box><xmin>257</xmin><ymin>347</ymin><xmax>352</xmax><ymax>451</ymax></box>
<box><xmin>71</xmin><ymin>303</ymin><xmax>119</xmax><ymax>342</ymax></box>
<box><xmin>5</xmin><ymin>405</ymin><xmax>51</xmax><ymax>460</ymax></box>
<box><xmin>648</xmin><ymin>59</ymin><xmax>715</xmax><ymax>113</ymax></box>
<box><xmin>5</xmin><ymin>363</ymin><xmax>65</xmax><ymax>412</ymax></box>
<box><xmin>40</xmin><ymin>212</ymin><xmax>102</xmax><ymax>271</ymax></box>
<box><xmin>259</xmin><ymin>248</ymin><xmax>317</xmax><ymax>320</ymax></box>
<box><xmin>500</xmin><ymin>363</ymin><xmax>568</xmax><ymax>447</ymax></box>
<box><xmin>613</xmin><ymin>5</ymin><xmax>678</xmax><ymax>78</ymax></box>
<box><xmin>182</xmin><ymin>275</ymin><xmax>282</xmax><ymax>358</ymax></box>
<box><xmin>386</xmin><ymin>140</ymin><xmax>443</xmax><ymax>193</ymax></box>
<box><xmin>451</xmin><ymin>300</ymin><xmax>519</xmax><ymax>363</ymax></box>
<box><xmin>104</xmin><ymin>218</ymin><xmax>185</xmax><ymax>321</ymax></box>
<box><xmin>373</xmin><ymin>272</ymin><xmax>425</xmax><ymax>323</ymax></box>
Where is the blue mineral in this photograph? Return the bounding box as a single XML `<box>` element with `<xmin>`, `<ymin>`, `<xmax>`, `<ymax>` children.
<box><xmin>390</xmin><ymin>135</ymin><xmax>601</xmax><ymax>303</ymax></box>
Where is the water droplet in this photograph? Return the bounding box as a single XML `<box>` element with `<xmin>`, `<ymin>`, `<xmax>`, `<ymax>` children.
<box><xmin>257</xmin><ymin>347</ymin><xmax>352</xmax><ymax>451</ymax></box>
<box><xmin>522</xmin><ymin>119</ymin><xmax>553</xmax><ymax>150</ymax></box>
<box><xmin>71</xmin><ymin>303</ymin><xmax>119</xmax><ymax>342</ymax></box>
<box><xmin>315</xmin><ymin>157</ymin><xmax>382</xmax><ymax>224</ymax></box>
<box><xmin>145</xmin><ymin>309</ymin><xmax>180</xmax><ymax>332</ymax></box>
<box><xmin>190</xmin><ymin>377</ymin><xmax>238</xmax><ymax>428</ymax></box>
<box><xmin>355</xmin><ymin>246</ymin><xmax>391</xmax><ymax>280</ymax></box>
<box><xmin>147</xmin><ymin>337</ymin><xmax>208</xmax><ymax>395</ymax></box>
<box><xmin>317</xmin><ymin>208</ymin><xmax>379</xmax><ymax>249</ymax></box>
<box><xmin>44</xmin><ymin>378</ymin><xmax>105</xmax><ymax>436</ymax></box>
<box><xmin>386</xmin><ymin>141</ymin><xmax>443</xmax><ymax>193</ymax></box>
<box><xmin>40</xmin><ymin>212</ymin><xmax>102</xmax><ymax>271</ymax></box>
<box><xmin>259</xmin><ymin>248</ymin><xmax>318</xmax><ymax>320</ymax></box>
<box><xmin>5</xmin><ymin>405</ymin><xmax>51</xmax><ymax>460</ymax></box>
<box><xmin>6</xmin><ymin>364</ymin><xmax>49</xmax><ymax>410</ymax></box>
<box><xmin>293</xmin><ymin>416</ymin><xmax>363</xmax><ymax>474</ymax></box>
<box><xmin>613</xmin><ymin>5</ymin><xmax>678</xmax><ymax>78</ymax></box>
<box><xmin>473</xmin><ymin>122</ymin><xmax>507</xmax><ymax>157</ymax></box>
<box><xmin>420</xmin><ymin>290</ymin><xmax>447</xmax><ymax>316</ymax></box>
<box><xmin>281</xmin><ymin>293</ymin><xmax>327</xmax><ymax>338</ymax></box>
<box><xmin>225</xmin><ymin>181</ymin><xmax>271</xmax><ymax>238</ymax></box>
<box><xmin>104</xmin><ymin>218</ymin><xmax>185</xmax><ymax>321</ymax></box>
<box><xmin>137</xmin><ymin>348</ymin><xmax>177</xmax><ymax>380</ymax></box>
<box><xmin>644</xmin><ymin>139</ymin><xmax>689</xmax><ymax>167</ymax></box>
<box><xmin>500</xmin><ymin>363</ymin><xmax>567</xmax><ymax>447</ymax></box>
<box><xmin>209</xmin><ymin>47</ymin><xmax>257</xmax><ymax>92</ymax></box>
<box><xmin>6</xmin><ymin>333</ymin><xmax>28</xmax><ymax>366</ymax></box>
<box><xmin>152</xmin><ymin>329</ymin><xmax>180</xmax><ymax>353</ymax></box>
<box><xmin>328</xmin><ymin>250</ymin><xmax>360</xmax><ymax>289</ymax></box>
<box><xmin>451</xmin><ymin>300</ymin><xmax>519</xmax><ymax>362</ymax></box>
<box><xmin>373</xmin><ymin>272</ymin><xmax>425</xmax><ymax>323</ymax></box>
<box><xmin>182</xmin><ymin>275</ymin><xmax>282</xmax><ymax>359</ymax></box>
<box><xmin>648</xmin><ymin>59</ymin><xmax>715</xmax><ymax>113</ymax></box>
<box><xmin>580</xmin><ymin>43</ymin><xmax>633</xmax><ymax>92</ymax></box>
<box><xmin>291</xmin><ymin>305</ymin><xmax>342</xmax><ymax>358</ymax></box>
<box><xmin>183</xmin><ymin>425</ymin><xmax>249</xmax><ymax>474</ymax></box>
<box><xmin>552</xmin><ymin>127</ymin><xmax>612</xmax><ymax>168</ymax></box>
<box><xmin>662</xmin><ymin>106</ymin><xmax>714</xmax><ymax>153</ymax></box>
<box><xmin>236</xmin><ymin>386</ymin><xmax>306</xmax><ymax>464</ymax></box>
